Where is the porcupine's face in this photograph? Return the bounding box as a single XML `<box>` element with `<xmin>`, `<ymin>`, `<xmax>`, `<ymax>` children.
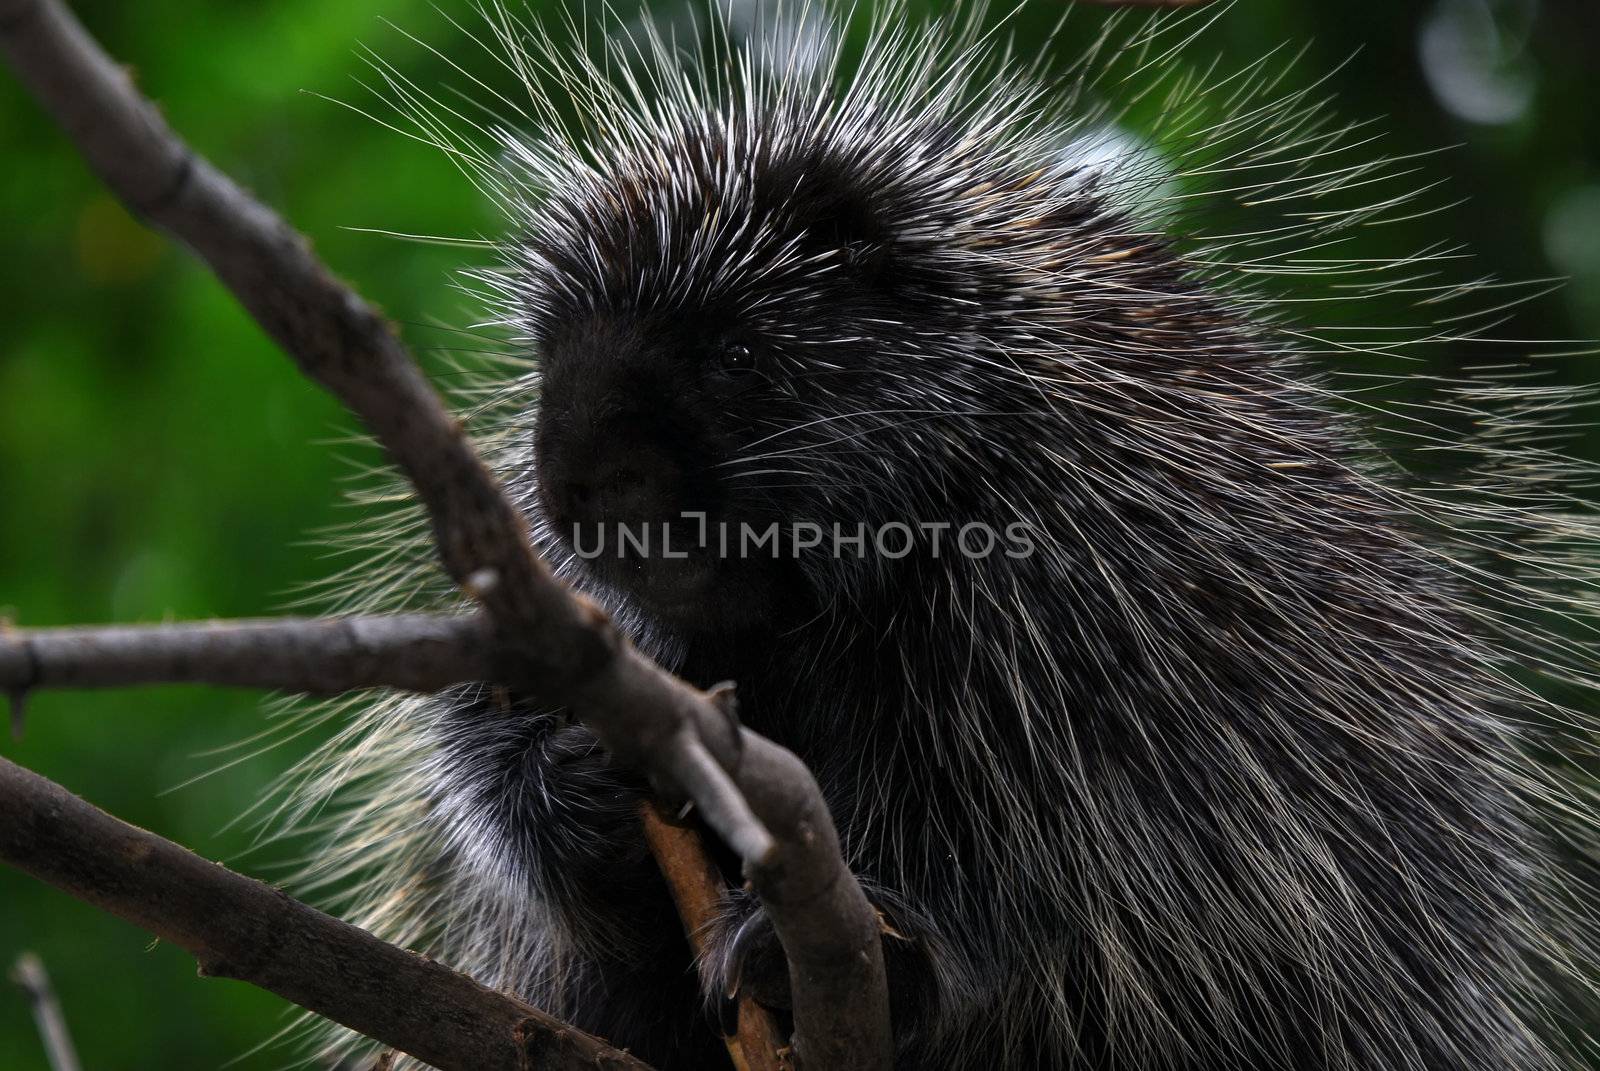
<box><xmin>524</xmin><ymin>127</ymin><xmax>937</xmax><ymax>638</ymax></box>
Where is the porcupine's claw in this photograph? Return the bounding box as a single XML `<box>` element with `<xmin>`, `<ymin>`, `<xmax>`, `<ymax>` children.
<box><xmin>705</xmin><ymin>886</ymin><xmax>792</xmax><ymax>1018</ymax></box>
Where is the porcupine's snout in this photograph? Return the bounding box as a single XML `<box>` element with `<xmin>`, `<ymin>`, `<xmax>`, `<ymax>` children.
<box><xmin>531</xmin><ymin>310</ymin><xmax>817</xmax><ymax>636</ymax></box>
<box><xmin>536</xmin><ymin>386</ymin><xmax>695</xmax><ymax>557</ymax></box>
<box><xmin>541</xmin><ymin>433</ymin><xmax>685</xmax><ymax>535</ymax></box>
<box><xmin>532</xmin><ymin>320</ymin><xmax>743</xmax><ymax>627</ymax></box>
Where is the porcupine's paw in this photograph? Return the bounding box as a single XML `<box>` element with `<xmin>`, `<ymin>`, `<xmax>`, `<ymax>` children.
<box><xmin>703</xmin><ymin>886</ymin><xmax>792</xmax><ymax>1033</ymax></box>
<box><xmin>702</xmin><ymin>883</ymin><xmax>951</xmax><ymax>1057</ymax></box>
<box><xmin>432</xmin><ymin>696</ymin><xmax>639</xmax><ymax>875</ymax></box>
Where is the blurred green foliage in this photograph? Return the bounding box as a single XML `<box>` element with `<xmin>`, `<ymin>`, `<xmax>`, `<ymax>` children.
<box><xmin>0</xmin><ymin>1</ymin><xmax>1595</xmax><ymax>1067</ymax></box>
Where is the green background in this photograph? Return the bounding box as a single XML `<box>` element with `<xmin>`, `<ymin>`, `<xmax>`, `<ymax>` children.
<box><xmin>0</xmin><ymin>0</ymin><xmax>1596</xmax><ymax>1067</ymax></box>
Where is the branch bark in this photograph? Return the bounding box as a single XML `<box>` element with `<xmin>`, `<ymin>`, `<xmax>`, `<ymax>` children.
<box><xmin>0</xmin><ymin>612</ymin><xmax>896</xmax><ymax>1067</ymax></box>
<box><xmin>0</xmin><ymin>615</ymin><xmax>492</xmax><ymax>699</ymax></box>
<box><xmin>737</xmin><ymin>736</ymin><xmax>892</xmax><ymax>1069</ymax></box>
<box><xmin>0</xmin><ymin>0</ymin><xmax>894</xmax><ymax>1067</ymax></box>
<box><xmin>0</xmin><ymin>755</ymin><xmax>652</xmax><ymax>1071</ymax></box>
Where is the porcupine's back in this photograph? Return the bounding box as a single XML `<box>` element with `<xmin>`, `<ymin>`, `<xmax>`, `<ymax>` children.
<box><xmin>255</xmin><ymin>3</ymin><xmax>1600</xmax><ymax>1068</ymax></box>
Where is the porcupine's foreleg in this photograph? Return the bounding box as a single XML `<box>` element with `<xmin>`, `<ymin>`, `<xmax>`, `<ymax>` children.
<box><xmin>429</xmin><ymin>693</ymin><xmax>729</xmax><ymax>1064</ymax></box>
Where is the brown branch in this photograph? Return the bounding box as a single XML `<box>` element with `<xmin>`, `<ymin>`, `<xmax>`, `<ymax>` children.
<box><xmin>0</xmin><ymin>0</ymin><xmax>770</xmax><ymax>868</ymax></box>
<box><xmin>0</xmin><ymin>0</ymin><xmax>893</xmax><ymax>1064</ymax></box>
<box><xmin>641</xmin><ymin>802</ymin><xmax>790</xmax><ymax>1071</ymax></box>
<box><xmin>0</xmin><ymin>614</ymin><xmax>492</xmax><ymax>700</ymax></box>
<box><xmin>0</xmin><ymin>755</ymin><xmax>653</xmax><ymax>1071</ymax></box>
<box><xmin>10</xmin><ymin>952</ymin><xmax>82</xmax><ymax>1071</ymax></box>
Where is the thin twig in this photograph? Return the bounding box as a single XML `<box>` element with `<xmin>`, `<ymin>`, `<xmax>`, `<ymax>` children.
<box><xmin>0</xmin><ymin>614</ymin><xmax>493</xmax><ymax>699</ymax></box>
<box><xmin>10</xmin><ymin>952</ymin><xmax>82</xmax><ymax>1071</ymax></box>
<box><xmin>0</xmin><ymin>755</ymin><xmax>653</xmax><ymax>1071</ymax></box>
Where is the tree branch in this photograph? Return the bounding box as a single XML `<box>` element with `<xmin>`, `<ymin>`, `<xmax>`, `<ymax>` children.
<box><xmin>0</xmin><ymin>615</ymin><xmax>492</xmax><ymax>699</ymax></box>
<box><xmin>0</xmin><ymin>0</ymin><xmax>772</xmax><ymax>867</ymax></box>
<box><xmin>0</xmin><ymin>615</ymin><xmax>897</xmax><ymax>1065</ymax></box>
<box><xmin>0</xmin><ymin>0</ymin><xmax>894</xmax><ymax>1065</ymax></box>
<box><xmin>737</xmin><ymin>736</ymin><xmax>893</xmax><ymax>1069</ymax></box>
<box><xmin>0</xmin><ymin>755</ymin><xmax>653</xmax><ymax>1071</ymax></box>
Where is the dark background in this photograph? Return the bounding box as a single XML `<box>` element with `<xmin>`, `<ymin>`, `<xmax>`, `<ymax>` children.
<box><xmin>1</xmin><ymin>0</ymin><xmax>1596</xmax><ymax>1066</ymax></box>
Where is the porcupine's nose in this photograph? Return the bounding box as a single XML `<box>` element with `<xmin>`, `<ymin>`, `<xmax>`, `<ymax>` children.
<box><xmin>542</xmin><ymin>413</ymin><xmax>692</xmax><ymax>534</ymax></box>
<box><xmin>558</xmin><ymin>460</ymin><xmax>660</xmax><ymax>527</ymax></box>
<box><xmin>533</xmin><ymin>349</ymin><xmax>695</xmax><ymax>544</ymax></box>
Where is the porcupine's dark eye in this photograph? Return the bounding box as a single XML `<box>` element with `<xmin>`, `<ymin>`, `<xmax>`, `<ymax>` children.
<box><xmin>715</xmin><ymin>340</ymin><xmax>757</xmax><ymax>377</ymax></box>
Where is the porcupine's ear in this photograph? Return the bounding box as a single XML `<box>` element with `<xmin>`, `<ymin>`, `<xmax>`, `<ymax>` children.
<box><xmin>795</xmin><ymin>177</ymin><xmax>895</xmax><ymax>288</ymax></box>
<box><xmin>754</xmin><ymin>139</ymin><xmax>895</xmax><ymax>287</ymax></box>
<box><xmin>808</xmin><ymin>193</ymin><xmax>893</xmax><ymax>285</ymax></box>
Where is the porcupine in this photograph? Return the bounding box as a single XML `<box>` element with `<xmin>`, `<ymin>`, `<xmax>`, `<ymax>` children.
<box><xmin>273</xmin><ymin>2</ymin><xmax>1600</xmax><ymax>1069</ymax></box>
